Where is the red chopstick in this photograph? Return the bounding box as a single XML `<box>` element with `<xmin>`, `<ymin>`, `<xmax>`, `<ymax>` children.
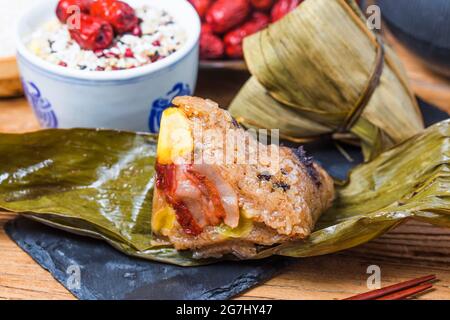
<box><xmin>376</xmin><ymin>283</ymin><xmax>433</xmax><ymax>300</ymax></box>
<box><xmin>344</xmin><ymin>274</ymin><xmax>436</xmax><ymax>300</ymax></box>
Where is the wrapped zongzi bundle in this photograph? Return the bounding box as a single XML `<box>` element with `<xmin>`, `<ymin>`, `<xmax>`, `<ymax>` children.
<box><xmin>230</xmin><ymin>0</ymin><xmax>424</xmax><ymax>160</ymax></box>
<box><xmin>152</xmin><ymin>96</ymin><xmax>334</xmax><ymax>258</ymax></box>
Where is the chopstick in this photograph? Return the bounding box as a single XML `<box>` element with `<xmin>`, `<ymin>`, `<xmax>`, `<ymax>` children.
<box><xmin>344</xmin><ymin>274</ymin><xmax>436</xmax><ymax>300</ymax></box>
<box><xmin>376</xmin><ymin>283</ymin><xmax>433</xmax><ymax>300</ymax></box>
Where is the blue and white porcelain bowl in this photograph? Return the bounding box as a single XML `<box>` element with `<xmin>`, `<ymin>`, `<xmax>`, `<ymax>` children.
<box><xmin>15</xmin><ymin>0</ymin><xmax>200</xmax><ymax>132</ymax></box>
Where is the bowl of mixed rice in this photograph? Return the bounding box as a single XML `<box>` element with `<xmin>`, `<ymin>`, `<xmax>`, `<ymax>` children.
<box><xmin>15</xmin><ymin>0</ymin><xmax>200</xmax><ymax>132</ymax></box>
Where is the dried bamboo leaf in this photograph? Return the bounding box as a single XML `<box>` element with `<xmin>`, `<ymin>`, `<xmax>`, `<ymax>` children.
<box><xmin>233</xmin><ymin>77</ymin><xmax>330</xmax><ymax>139</ymax></box>
<box><xmin>0</xmin><ymin>120</ymin><xmax>448</xmax><ymax>266</ymax></box>
<box><xmin>229</xmin><ymin>0</ymin><xmax>424</xmax><ymax>160</ymax></box>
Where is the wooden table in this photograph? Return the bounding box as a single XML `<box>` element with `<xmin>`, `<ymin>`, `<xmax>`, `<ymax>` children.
<box><xmin>1</xmin><ymin>39</ymin><xmax>450</xmax><ymax>300</ymax></box>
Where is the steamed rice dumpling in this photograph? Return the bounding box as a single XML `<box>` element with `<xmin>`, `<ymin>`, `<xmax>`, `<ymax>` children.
<box><xmin>152</xmin><ymin>96</ymin><xmax>334</xmax><ymax>258</ymax></box>
<box><xmin>229</xmin><ymin>0</ymin><xmax>424</xmax><ymax>160</ymax></box>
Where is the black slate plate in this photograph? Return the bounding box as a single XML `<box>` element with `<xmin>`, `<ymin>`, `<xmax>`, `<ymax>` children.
<box><xmin>5</xmin><ymin>218</ymin><xmax>290</xmax><ymax>300</ymax></box>
<box><xmin>5</xmin><ymin>99</ymin><xmax>448</xmax><ymax>300</ymax></box>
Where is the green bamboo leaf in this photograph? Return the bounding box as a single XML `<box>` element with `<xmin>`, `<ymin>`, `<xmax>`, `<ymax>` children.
<box><xmin>273</xmin><ymin>120</ymin><xmax>450</xmax><ymax>258</ymax></box>
<box><xmin>0</xmin><ymin>120</ymin><xmax>448</xmax><ymax>266</ymax></box>
<box><xmin>0</xmin><ymin>129</ymin><xmax>214</xmax><ymax>266</ymax></box>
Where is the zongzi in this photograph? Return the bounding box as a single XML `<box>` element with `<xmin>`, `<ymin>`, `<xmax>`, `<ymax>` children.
<box><xmin>152</xmin><ymin>96</ymin><xmax>334</xmax><ymax>258</ymax></box>
<box><xmin>229</xmin><ymin>0</ymin><xmax>424</xmax><ymax>160</ymax></box>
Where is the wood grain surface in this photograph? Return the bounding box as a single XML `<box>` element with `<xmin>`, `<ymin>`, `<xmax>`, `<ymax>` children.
<box><xmin>0</xmin><ymin>37</ymin><xmax>449</xmax><ymax>300</ymax></box>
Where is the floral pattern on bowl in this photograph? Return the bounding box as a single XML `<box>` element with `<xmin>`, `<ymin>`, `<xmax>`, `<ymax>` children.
<box><xmin>22</xmin><ymin>79</ymin><xmax>58</xmax><ymax>128</ymax></box>
<box><xmin>149</xmin><ymin>82</ymin><xmax>191</xmax><ymax>133</ymax></box>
